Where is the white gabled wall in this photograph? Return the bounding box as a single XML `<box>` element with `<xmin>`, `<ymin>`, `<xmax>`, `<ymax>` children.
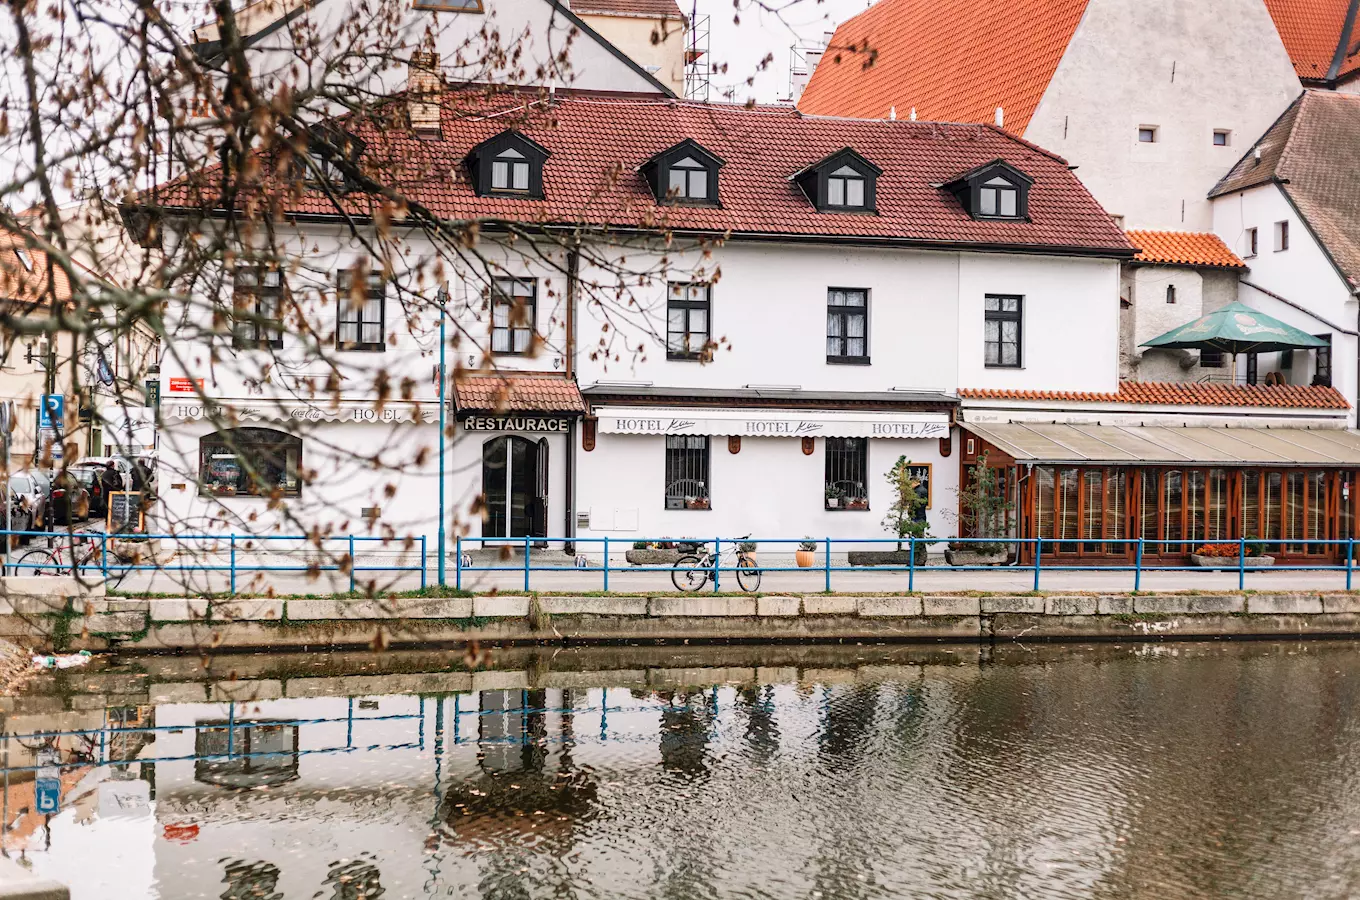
<box><xmin>1212</xmin><ymin>182</ymin><xmax>1358</xmax><ymax>423</ymax></box>
<box><xmin>1025</xmin><ymin>0</ymin><xmax>1301</xmax><ymax>230</ymax></box>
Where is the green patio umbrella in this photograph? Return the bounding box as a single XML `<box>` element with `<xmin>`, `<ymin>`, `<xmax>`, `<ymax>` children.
<box><xmin>1142</xmin><ymin>301</ymin><xmax>1328</xmax><ymax>382</ymax></box>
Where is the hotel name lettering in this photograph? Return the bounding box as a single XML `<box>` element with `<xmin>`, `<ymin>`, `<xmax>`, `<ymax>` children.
<box><xmin>463</xmin><ymin>416</ymin><xmax>571</xmax><ymax>433</ymax></box>
<box><xmin>608</xmin><ymin>417</ymin><xmax>947</xmax><ymax>438</ymax></box>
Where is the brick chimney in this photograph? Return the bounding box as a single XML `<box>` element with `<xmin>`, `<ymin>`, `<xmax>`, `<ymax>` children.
<box><xmin>408</xmin><ymin>51</ymin><xmax>442</xmax><ymax>139</ymax></box>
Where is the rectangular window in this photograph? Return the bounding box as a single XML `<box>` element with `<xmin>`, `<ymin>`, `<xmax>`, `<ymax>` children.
<box><xmin>1315</xmin><ymin>334</ymin><xmax>1332</xmax><ymax>386</ymax></box>
<box><xmin>232</xmin><ymin>267</ymin><xmax>284</xmax><ymax>350</ymax></box>
<box><xmin>412</xmin><ymin>0</ymin><xmax>485</xmax><ymax>11</ymax></box>
<box><xmin>1166</xmin><ymin>285</ymin><xmax>1176</xmax><ymax>304</ymax></box>
<box><xmin>1280</xmin><ymin>348</ymin><xmax>1293</xmax><ymax>370</ymax></box>
<box><xmin>825</xmin><ymin>437</ymin><xmax>869</xmax><ymax>510</ymax></box>
<box><xmin>1213</xmin><ymin>129</ymin><xmax>1230</xmax><ymax>146</ymax></box>
<box><xmin>1274</xmin><ymin>220</ymin><xmax>1289</xmax><ymax>251</ymax></box>
<box><xmin>1246</xmin><ymin>352</ymin><xmax>1258</xmax><ymax>385</ymax></box>
<box><xmin>336</xmin><ymin>267</ymin><xmax>386</xmax><ymax>351</ymax></box>
<box><xmin>490</xmin><ymin>277</ymin><xmax>535</xmax><ymax>355</ymax></box>
<box><xmin>1246</xmin><ymin>227</ymin><xmax>1258</xmax><ymax>257</ymax></box>
<box><xmin>666</xmin><ymin>283</ymin><xmax>711</xmax><ymax>359</ymax></box>
<box><xmin>1138</xmin><ymin>126</ymin><xmax>1157</xmax><ymax>143</ymax></box>
<box><xmin>984</xmin><ymin>295</ymin><xmax>1022</xmax><ymax>367</ymax></box>
<box><xmin>826</xmin><ymin>288</ymin><xmax>868</xmax><ymax>363</ymax></box>
<box><xmin>664</xmin><ymin>436</ymin><xmax>709</xmax><ymax>509</ymax></box>
<box><xmin>1200</xmin><ymin>349</ymin><xmax>1224</xmax><ymax>368</ymax></box>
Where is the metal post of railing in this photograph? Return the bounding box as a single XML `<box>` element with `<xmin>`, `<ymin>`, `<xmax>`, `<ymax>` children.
<box><xmin>455</xmin><ymin>535</ymin><xmax>463</xmax><ymax>592</ymax></box>
<box><xmin>1134</xmin><ymin>537</ymin><xmax>1144</xmax><ymax>592</ymax></box>
<box><xmin>420</xmin><ymin>536</ymin><xmax>427</xmax><ymax>590</ymax></box>
<box><xmin>227</xmin><ymin>702</ymin><xmax>236</xmax><ymax>758</ymax></box>
<box><xmin>603</xmin><ymin>536</ymin><xmax>610</xmax><ymax>592</ymax></box>
<box><xmin>229</xmin><ymin>535</ymin><xmax>237</xmax><ymax>595</ymax></box>
<box><xmin>908</xmin><ymin>536</ymin><xmax>915</xmax><ymax>593</ymax></box>
<box><xmin>824</xmin><ymin>537</ymin><xmax>831</xmax><ymax>592</ymax></box>
<box><xmin>1033</xmin><ymin>538</ymin><xmax>1042</xmax><ymax>591</ymax></box>
<box><xmin>349</xmin><ymin>534</ymin><xmax>356</xmax><ymax>593</ymax></box>
<box><xmin>1349</xmin><ymin>538</ymin><xmax>1355</xmax><ymax>591</ymax></box>
<box><xmin>713</xmin><ymin>538</ymin><xmax>720</xmax><ymax>592</ymax></box>
<box><xmin>523</xmin><ymin>535</ymin><xmax>531</xmax><ymax>592</ymax></box>
<box><xmin>1238</xmin><ymin>536</ymin><xmax>1246</xmax><ymax>591</ymax></box>
<box><xmin>100</xmin><ymin>532</ymin><xmax>108</xmax><ymax>580</ymax></box>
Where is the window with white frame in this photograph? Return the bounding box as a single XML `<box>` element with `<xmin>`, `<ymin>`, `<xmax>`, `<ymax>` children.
<box><xmin>1274</xmin><ymin>220</ymin><xmax>1289</xmax><ymax>252</ymax></box>
<box><xmin>490</xmin><ymin>277</ymin><xmax>536</xmax><ymax>354</ymax></box>
<box><xmin>1246</xmin><ymin>227</ymin><xmax>1258</xmax><ymax>257</ymax></box>
<box><xmin>491</xmin><ymin>147</ymin><xmax>531</xmax><ymax>193</ymax></box>
<box><xmin>336</xmin><ymin>266</ymin><xmax>386</xmax><ymax>351</ymax></box>
<box><xmin>667</xmin><ymin>283</ymin><xmax>711</xmax><ymax>359</ymax></box>
<box><xmin>979</xmin><ymin>176</ymin><xmax>1020</xmax><ymax>217</ymax></box>
<box><xmin>826</xmin><ymin>166</ymin><xmax>866</xmax><ymax>209</ymax></box>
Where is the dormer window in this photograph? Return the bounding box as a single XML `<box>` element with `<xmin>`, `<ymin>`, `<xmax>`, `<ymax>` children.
<box><xmin>641</xmin><ymin>140</ymin><xmax>723</xmax><ymax>207</ymax></box>
<box><xmin>943</xmin><ymin>159</ymin><xmax>1033</xmax><ymax>221</ymax></box>
<box><xmin>492</xmin><ymin>148</ymin><xmax>531</xmax><ymax>193</ymax></box>
<box><xmin>979</xmin><ymin>176</ymin><xmax>1019</xmax><ymax>217</ymax></box>
<box><xmin>792</xmin><ymin>148</ymin><xmax>881</xmax><ymax>213</ymax></box>
<box><xmin>466</xmin><ymin>130</ymin><xmax>549</xmax><ymax>199</ymax></box>
<box><xmin>302</xmin><ymin>127</ymin><xmax>364</xmax><ymax>193</ymax></box>
<box><xmin>668</xmin><ymin>157</ymin><xmax>710</xmax><ymax>201</ymax></box>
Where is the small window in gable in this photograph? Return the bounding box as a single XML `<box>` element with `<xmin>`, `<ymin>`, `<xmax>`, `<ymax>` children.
<box><xmin>466</xmin><ymin>130</ymin><xmax>549</xmax><ymax>199</ymax></box>
<box><xmin>641</xmin><ymin>140</ymin><xmax>723</xmax><ymax>207</ymax></box>
<box><xmin>792</xmin><ymin>148</ymin><xmax>881</xmax><ymax>213</ymax></box>
<box><xmin>943</xmin><ymin>159</ymin><xmax>1033</xmax><ymax>221</ymax></box>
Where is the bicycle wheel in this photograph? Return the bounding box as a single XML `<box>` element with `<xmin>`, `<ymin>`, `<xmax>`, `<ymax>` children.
<box><xmin>671</xmin><ymin>555</ymin><xmax>710</xmax><ymax>592</ymax></box>
<box><xmin>736</xmin><ymin>557</ymin><xmax>762</xmax><ymax>593</ymax></box>
<box><xmin>14</xmin><ymin>548</ymin><xmax>64</xmax><ymax>576</ymax></box>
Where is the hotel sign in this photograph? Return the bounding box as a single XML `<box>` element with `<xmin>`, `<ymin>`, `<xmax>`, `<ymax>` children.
<box><xmin>597</xmin><ymin>407</ymin><xmax>950</xmax><ymax>440</ymax></box>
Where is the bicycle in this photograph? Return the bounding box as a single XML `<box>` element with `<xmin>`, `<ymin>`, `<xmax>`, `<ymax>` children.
<box><xmin>671</xmin><ymin>536</ymin><xmax>762</xmax><ymax>592</ymax></box>
<box><xmin>10</xmin><ymin>533</ymin><xmax>131</xmax><ymax>587</ymax></box>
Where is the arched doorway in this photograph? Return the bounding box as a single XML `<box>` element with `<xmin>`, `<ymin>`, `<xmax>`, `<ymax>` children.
<box><xmin>482</xmin><ymin>436</ymin><xmax>548</xmax><ymax>538</ymax></box>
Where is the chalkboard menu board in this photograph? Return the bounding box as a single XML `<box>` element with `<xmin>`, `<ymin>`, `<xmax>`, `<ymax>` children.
<box><xmin>107</xmin><ymin>491</ymin><xmax>144</xmax><ymax>534</ymax></box>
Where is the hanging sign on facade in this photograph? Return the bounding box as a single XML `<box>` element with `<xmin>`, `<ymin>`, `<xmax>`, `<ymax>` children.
<box><xmin>460</xmin><ymin>416</ymin><xmax>571</xmax><ymax>433</ymax></box>
<box><xmin>595</xmin><ymin>406</ymin><xmax>950</xmax><ymax>439</ymax></box>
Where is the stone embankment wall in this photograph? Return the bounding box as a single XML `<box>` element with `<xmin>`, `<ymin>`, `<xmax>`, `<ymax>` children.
<box><xmin>3</xmin><ymin>578</ymin><xmax>1360</xmax><ymax>651</ymax></box>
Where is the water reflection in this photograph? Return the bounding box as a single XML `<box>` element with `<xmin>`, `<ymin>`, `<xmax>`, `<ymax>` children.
<box><xmin>1</xmin><ymin>643</ymin><xmax>1359</xmax><ymax>898</ymax></box>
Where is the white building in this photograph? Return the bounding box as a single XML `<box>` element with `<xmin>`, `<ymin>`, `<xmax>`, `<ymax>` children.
<box><xmin>141</xmin><ymin>89</ymin><xmax>1131</xmax><ymax>556</ymax></box>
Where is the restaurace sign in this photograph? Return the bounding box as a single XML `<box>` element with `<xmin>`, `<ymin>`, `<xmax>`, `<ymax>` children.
<box><xmin>461</xmin><ymin>416</ymin><xmax>571</xmax><ymax>433</ymax></box>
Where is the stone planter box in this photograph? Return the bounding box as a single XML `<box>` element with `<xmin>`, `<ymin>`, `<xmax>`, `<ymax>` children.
<box><xmin>1191</xmin><ymin>554</ymin><xmax>1275</xmax><ymax>568</ymax></box>
<box><xmin>848</xmin><ymin>550</ymin><xmax>917</xmax><ymax>567</ymax></box>
<box><xmin>945</xmin><ymin>547</ymin><xmax>1009</xmax><ymax>566</ymax></box>
<box><xmin>625</xmin><ymin>549</ymin><xmax>681</xmax><ymax>566</ymax></box>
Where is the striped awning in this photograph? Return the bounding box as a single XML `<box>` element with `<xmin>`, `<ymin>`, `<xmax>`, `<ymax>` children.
<box><xmin>963</xmin><ymin>423</ymin><xmax>1360</xmax><ymax>466</ymax></box>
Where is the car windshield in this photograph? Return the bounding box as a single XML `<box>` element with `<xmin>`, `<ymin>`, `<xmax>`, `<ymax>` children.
<box><xmin>67</xmin><ymin>469</ymin><xmax>96</xmax><ymax>485</ymax></box>
<box><xmin>9</xmin><ymin>475</ymin><xmax>32</xmax><ymax>492</ymax></box>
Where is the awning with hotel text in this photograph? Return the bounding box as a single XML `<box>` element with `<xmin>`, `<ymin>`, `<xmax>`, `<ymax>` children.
<box><xmin>594</xmin><ymin>406</ymin><xmax>950</xmax><ymax>439</ymax></box>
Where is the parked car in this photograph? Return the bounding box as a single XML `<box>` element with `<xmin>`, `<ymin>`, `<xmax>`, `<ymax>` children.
<box><xmin>69</xmin><ymin>463</ymin><xmax>121</xmax><ymax>517</ymax></box>
<box><xmin>77</xmin><ymin>456</ymin><xmax>133</xmax><ymax>491</ymax></box>
<box><xmin>5</xmin><ymin>470</ymin><xmax>51</xmax><ymax>536</ymax></box>
<box><xmin>46</xmin><ymin>469</ymin><xmax>93</xmax><ymax>525</ymax></box>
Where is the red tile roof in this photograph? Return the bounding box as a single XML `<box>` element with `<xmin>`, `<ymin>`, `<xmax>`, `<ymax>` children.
<box><xmin>1211</xmin><ymin>91</ymin><xmax>1360</xmax><ymax>288</ymax></box>
<box><xmin>1127</xmin><ymin>230</ymin><xmax>1246</xmax><ymax>269</ymax></box>
<box><xmin>572</xmin><ymin>0</ymin><xmax>684</xmax><ymax>19</ymax></box>
<box><xmin>1263</xmin><ymin>0</ymin><xmax>1360</xmax><ymax>85</ymax></box>
<box><xmin>454</xmin><ymin>374</ymin><xmax>585</xmax><ymax>414</ymax></box>
<box><xmin>796</xmin><ymin>0</ymin><xmax>1090</xmax><ymax>133</ymax></box>
<box><xmin>149</xmin><ymin>90</ymin><xmax>1131</xmax><ymax>255</ymax></box>
<box><xmin>960</xmin><ymin>382</ymin><xmax>1350</xmax><ymax>409</ymax></box>
<box><xmin>0</xmin><ymin>229</ymin><xmax>73</xmax><ymax>308</ymax></box>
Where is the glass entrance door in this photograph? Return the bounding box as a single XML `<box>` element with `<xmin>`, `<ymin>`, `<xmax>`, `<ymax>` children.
<box><xmin>482</xmin><ymin>436</ymin><xmax>545</xmax><ymax>539</ymax></box>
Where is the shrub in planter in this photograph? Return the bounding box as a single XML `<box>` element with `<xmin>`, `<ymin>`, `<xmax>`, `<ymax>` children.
<box><xmin>1190</xmin><ymin>542</ymin><xmax>1275</xmax><ymax>568</ymax></box>
<box><xmin>948</xmin><ymin>452</ymin><xmax>1014</xmax><ymax>567</ymax></box>
<box><xmin>737</xmin><ymin>540</ymin><xmax>758</xmax><ymax>564</ymax></box>
<box><xmin>795</xmin><ymin>537</ymin><xmax>817</xmax><ymax>568</ymax></box>
<box><xmin>882</xmin><ymin>457</ymin><xmax>929</xmax><ymax>549</ymax></box>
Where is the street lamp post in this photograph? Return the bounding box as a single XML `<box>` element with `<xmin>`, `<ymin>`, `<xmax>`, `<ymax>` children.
<box><xmin>436</xmin><ymin>287</ymin><xmax>448</xmax><ymax>587</ymax></box>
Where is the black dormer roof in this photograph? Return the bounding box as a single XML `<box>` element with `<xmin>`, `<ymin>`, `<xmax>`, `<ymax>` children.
<box><xmin>791</xmin><ymin>147</ymin><xmax>882</xmax><ymax>213</ymax></box>
<box><xmin>639</xmin><ymin>139</ymin><xmax>724</xmax><ymax>205</ymax></box>
<box><xmin>465</xmin><ymin>130</ymin><xmax>551</xmax><ymax>199</ymax></box>
<box><xmin>941</xmin><ymin>159</ymin><xmax>1034</xmax><ymax>220</ymax></box>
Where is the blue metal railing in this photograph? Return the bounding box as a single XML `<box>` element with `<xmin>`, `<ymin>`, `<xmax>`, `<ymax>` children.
<box><xmin>1</xmin><ymin>529</ymin><xmax>427</xmax><ymax>591</ymax></box>
<box><xmin>452</xmin><ymin>534</ymin><xmax>1360</xmax><ymax>592</ymax></box>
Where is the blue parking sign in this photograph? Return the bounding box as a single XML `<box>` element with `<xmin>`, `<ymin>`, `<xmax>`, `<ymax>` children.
<box><xmin>39</xmin><ymin>394</ymin><xmax>63</xmax><ymax>430</ymax></box>
<box><xmin>35</xmin><ymin>773</ymin><xmax>60</xmax><ymax>814</ymax></box>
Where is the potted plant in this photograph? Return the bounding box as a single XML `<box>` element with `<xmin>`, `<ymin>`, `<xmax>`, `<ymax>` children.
<box><xmin>1190</xmin><ymin>540</ymin><xmax>1275</xmax><ymax>568</ymax></box>
<box><xmin>945</xmin><ymin>453</ymin><xmax>1013</xmax><ymax>566</ymax></box>
<box><xmin>844</xmin><ymin>496</ymin><xmax>869</xmax><ymax>510</ymax></box>
<box><xmin>824</xmin><ymin>485</ymin><xmax>843</xmax><ymax>509</ymax></box>
<box><xmin>686</xmin><ymin>496</ymin><xmax>711</xmax><ymax>510</ymax></box>
<box><xmin>737</xmin><ymin>539</ymin><xmax>758</xmax><ymax>565</ymax></box>
<box><xmin>849</xmin><ymin>457</ymin><xmax>928</xmax><ymax>566</ymax></box>
<box><xmin>625</xmin><ymin>539</ymin><xmax>683</xmax><ymax>566</ymax></box>
<box><xmin>795</xmin><ymin>537</ymin><xmax>817</xmax><ymax>568</ymax></box>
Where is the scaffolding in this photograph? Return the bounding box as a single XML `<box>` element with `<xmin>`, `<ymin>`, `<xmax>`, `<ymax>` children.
<box><xmin>684</xmin><ymin>6</ymin><xmax>711</xmax><ymax>101</ymax></box>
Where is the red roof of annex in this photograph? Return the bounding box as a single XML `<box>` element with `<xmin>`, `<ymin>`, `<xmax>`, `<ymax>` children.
<box><xmin>1127</xmin><ymin>230</ymin><xmax>1246</xmax><ymax>269</ymax></box>
<box><xmin>149</xmin><ymin>90</ymin><xmax>1132</xmax><ymax>255</ymax></box>
<box><xmin>961</xmin><ymin>382</ymin><xmax>1349</xmax><ymax>410</ymax></box>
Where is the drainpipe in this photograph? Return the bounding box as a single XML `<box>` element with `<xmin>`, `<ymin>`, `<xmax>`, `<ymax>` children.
<box><xmin>564</xmin><ymin>242</ymin><xmax>581</xmax><ymax>553</ymax></box>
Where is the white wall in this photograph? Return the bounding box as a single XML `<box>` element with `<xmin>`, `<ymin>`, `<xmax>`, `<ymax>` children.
<box><xmin>1213</xmin><ymin>182</ymin><xmax>1358</xmax><ymax>422</ymax></box>
<box><xmin>1025</xmin><ymin>0</ymin><xmax>1301</xmax><ymax>230</ymax></box>
<box><xmin>957</xmin><ymin>252</ymin><xmax>1121</xmax><ymax>392</ymax></box>
<box><xmin>575</xmin><ymin>431</ymin><xmax>957</xmax><ymax>548</ymax></box>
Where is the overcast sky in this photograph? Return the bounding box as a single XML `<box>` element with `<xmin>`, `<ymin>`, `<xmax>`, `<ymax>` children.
<box><xmin>690</xmin><ymin>0</ymin><xmax>873</xmax><ymax>102</ymax></box>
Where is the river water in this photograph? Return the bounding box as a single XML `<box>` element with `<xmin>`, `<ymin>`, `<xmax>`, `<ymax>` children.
<box><xmin>3</xmin><ymin>640</ymin><xmax>1360</xmax><ymax>899</ymax></box>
